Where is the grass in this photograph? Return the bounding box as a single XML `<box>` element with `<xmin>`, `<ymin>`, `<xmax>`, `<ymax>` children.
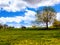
<box><xmin>0</xmin><ymin>29</ymin><xmax>60</xmax><ymax>45</ymax></box>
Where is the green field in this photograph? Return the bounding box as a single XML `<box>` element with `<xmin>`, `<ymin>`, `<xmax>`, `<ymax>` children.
<box><xmin>0</xmin><ymin>29</ymin><xmax>60</xmax><ymax>45</ymax></box>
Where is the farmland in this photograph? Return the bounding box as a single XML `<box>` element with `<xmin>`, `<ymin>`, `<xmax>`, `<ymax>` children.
<box><xmin>0</xmin><ymin>29</ymin><xmax>60</xmax><ymax>45</ymax></box>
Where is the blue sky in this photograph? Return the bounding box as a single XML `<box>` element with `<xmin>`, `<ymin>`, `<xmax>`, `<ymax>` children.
<box><xmin>0</xmin><ymin>0</ymin><xmax>60</xmax><ymax>28</ymax></box>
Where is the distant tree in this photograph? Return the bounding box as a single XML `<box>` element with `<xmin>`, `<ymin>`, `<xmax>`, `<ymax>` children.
<box><xmin>32</xmin><ymin>25</ymin><xmax>36</xmax><ymax>28</ymax></box>
<box><xmin>53</xmin><ymin>19</ymin><xmax>60</xmax><ymax>28</ymax></box>
<box><xmin>0</xmin><ymin>24</ymin><xmax>8</xmax><ymax>29</ymax></box>
<box><xmin>36</xmin><ymin>6</ymin><xmax>56</xmax><ymax>29</ymax></box>
<box><xmin>0</xmin><ymin>24</ymin><xmax>3</xmax><ymax>29</ymax></box>
<box><xmin>21</xmin><ymin>26</ymin><xmax>26</xmax><ymax>29</ymax></box>
<box><xmin>3</xmin><ymin>24</ymin><xmax>8</xmax><ymax>29</ymax></box>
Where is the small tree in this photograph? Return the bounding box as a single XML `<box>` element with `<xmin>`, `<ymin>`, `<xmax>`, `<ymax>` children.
<box><xmin>53</xmin><ymin>19</ymin><xmax>60</xmax><ymax>28</ymax></box>
<box><xmin>21</xmin><ymin>26</ymin><xmax>26</xmax><ymax>29</ymax></box>
<box><xmin>32</xmin><ymin>25</ymin><xmax>36</xmax><ymax>28</ymax></box>
<box><xmin>3</xmin><ymin>24</ymin><xmax>8</xmax><ymax>29</ymax></box>
<box><xmin>0</xmin><ymin>24</ymin><xmax>3</xmax><ymax>29</ymax></box>
<box><xmin>36</xmin><ymin>6</ymin><xmax>56</xmax><ymax>29</ymax></box>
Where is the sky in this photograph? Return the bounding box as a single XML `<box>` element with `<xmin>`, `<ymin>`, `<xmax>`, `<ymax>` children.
<box><xmin>0</xmin><ymin>0</ymin><xmax>60</xmax><ymax>28</ymax></box>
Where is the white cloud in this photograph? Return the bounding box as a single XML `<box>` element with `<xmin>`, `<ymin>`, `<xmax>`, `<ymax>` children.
<box><xmin>23</xmin><ymin>0</ymin><xmax>60</xmax><ymax>8</ymax></box>
<box><xmin>0</xmin><ymin>0</ymin><xmax>60</xmax><ymax>12</ymax></box>
<box><xmin>56</xmin><ymin>12</ymin><xmax>60</xmax><ymax>21</ymax></box>
<box><xmin>0</xmin><ymin>0</ymin><xmax>27</xmax><ymax>12</ymax></box>
<box><xmin>23</xmin><ymin>0</ymin><xmax>41</xmax><ymax>4</ymax></box>
<box><xmin>37</xmin><ymin>0</ymin><xmax>60</xmax><ymax>7</ymax></box>
<box><xmin>0</xmin><ymin>16</ymin><xmax>23</xmax><ymax>24</ymax></box>
<box><xmin>24</xmin><ymin>10</ymin><xmax>36</xmax><ymax>23</ymax></box>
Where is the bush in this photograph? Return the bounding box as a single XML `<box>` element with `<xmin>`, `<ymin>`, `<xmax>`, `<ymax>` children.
<box><xmin>53</xmin><ymin>19</ymin><xmax>60</xmax><ymax>28</ymax></box>
<box><xmin>21</xmin><ymin>26</ymin><xmax>26</xmax><ymax>29</ymax></box>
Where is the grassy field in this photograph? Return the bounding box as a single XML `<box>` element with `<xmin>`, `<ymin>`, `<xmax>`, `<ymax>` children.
<box><xmin>0</xmin><ymin>29</ymin><xmax>60</xmax><ymax>45</ymax></box>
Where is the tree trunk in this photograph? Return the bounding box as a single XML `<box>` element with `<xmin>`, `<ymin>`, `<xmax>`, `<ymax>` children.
<box><xmin>46</xmin><ymin>13</ymin><xmax>48</xmax><ymax>29</ymax></box>
<box><xmin>46</xmin><ymin>22</ymin><xmax>48</xmax><ymax>29</ymax></box>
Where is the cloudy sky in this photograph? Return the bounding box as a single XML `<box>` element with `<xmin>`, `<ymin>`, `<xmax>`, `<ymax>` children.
<box><xmin>0</xmin><ymin>0</ymin><xmax>60</xmax><ymax>28</ymax></box>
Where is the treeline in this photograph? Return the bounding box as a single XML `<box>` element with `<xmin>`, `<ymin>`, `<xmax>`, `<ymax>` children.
<box><xmin>0</xmin><ymin>24</ymin><xmax>8</xmax><ymax>29</ymax></box>
<box><xmin>0</xmin><ymin>24</ymin><xmax>14</xmax><ymax>29</ymax></box>
<box><xmin>0</xmin><ymin>19</ymin><xmax>60</xmax><ymax>30</ymax></box>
